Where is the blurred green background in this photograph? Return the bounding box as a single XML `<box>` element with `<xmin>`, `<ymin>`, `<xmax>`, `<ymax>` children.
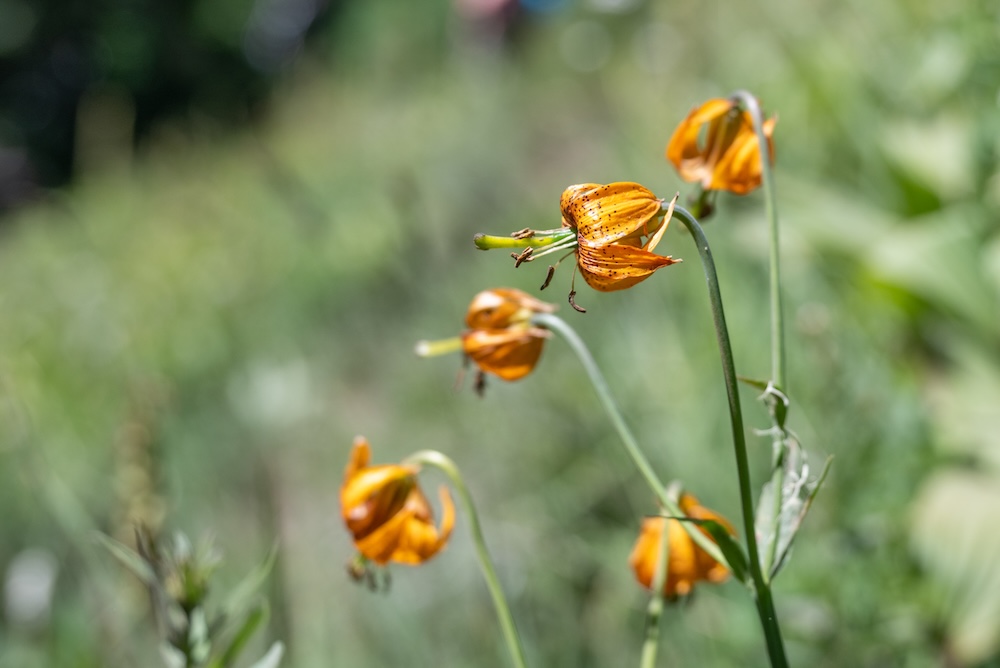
<box><xmin>2</xmin><ymin>0</ymin><xmax>1000</xmax><ymax>666</ymax></box>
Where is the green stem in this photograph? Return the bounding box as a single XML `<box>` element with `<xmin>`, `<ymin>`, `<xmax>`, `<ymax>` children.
<box><xmin>671</xmin><ymin>206</ymin><xmax>789</xmax><ymax>668</ymax></box>
<box><xmin>731</xmin><ymin>90</ymin><xmax>784</xmax><ymax>390</ymax></box>
<box><xmin>405</xmin><ymin>450</ymin><xmax>528</xmax><ymax>668</ymax></box>
<box><xmin>531</xmin><ymin>313</ymin><xmax>725</xmax><ymax>567</ymax></box>
<box><xmin>731</xmin><ymin>90</ymin><xmax>788</xmax><ymax>583</ymax></box>
<box><xmin>639</xmin><ymin>503</ymin><xmax>671</xmax><ymax>668</ymax></box>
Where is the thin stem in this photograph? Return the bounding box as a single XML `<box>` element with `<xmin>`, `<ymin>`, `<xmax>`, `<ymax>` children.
<box><xmin>731</xmin><ymin>89</ymin><xmax>788</xmax><ymax>583</ymax></box>
<box><xmin>639</xmin><ymin>505</ymin><xmax>670</xmax><ymax>668</ymax></box>
<box><xmin>531</xmin><ymin>313</ymin><xmax>725</xmax><ymax>566</ymax></box>
<box><xmin>671</xmin><ymin>206</ymin><xmax>789</xmax><ymax>668</ymax></box>
<box><xmin>405</xmin><ymin>450</ymin><xmax>528</xmax><ymax>668</ymax></box>
<box><xmin>731</xmin><ymin>90</ymin><xmax>784</xmax><ymax>391</ymax></box>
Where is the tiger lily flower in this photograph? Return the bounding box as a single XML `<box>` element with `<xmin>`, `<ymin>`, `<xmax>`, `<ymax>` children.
<box><xmin>341</xmin><ymin>436</ymin><xmax>455</xmax><ymax>566</ymax></box>
<box><xmin>666</xmin><ymin>97</ymin><xmax>776</xmax><ymax>196</ymax></box>
<box><xmin>474</xmin><ymin>182</ymin><xmax>680</xmax><ymax>312</ymax></box>
<box><xmin>629</xmin><ymin>493</ymin><xmax>735</xmax><ymax>598</ymax></box>
<box><xmin>417</xmin><ymin>288</ymin><xmax>555</xmax><ymax>392</ymax></box>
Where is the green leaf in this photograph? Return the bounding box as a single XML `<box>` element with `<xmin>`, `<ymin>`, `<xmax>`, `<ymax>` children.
<box><xmin>219</xmin><ymin>544</ymin><xmax>278</xmax><ymax>622</ymax></box>
<box><xmin>737</xmin><ymin>377</ymin><xmax>789</xmax><ymax>428</ymax></box>
<box><xmin>208</xmin><ymin>602</ymin><xmax>269</xmax><ymax>668</ymax></box>
<box><xmin>248</xmin><ymin>641</ymin><xmax>285</xmax><ymax>668</ymax></box>
<box><xmin>757</xmin><ymin>455</ymin><xmax>833</xmax><ymax>580</ymax></box>
<box><xmin>676</xmin><ymin>517</ymin><xmax>750</xmax><ymax>585</ymax></box>
<box><xmin>94</xmin><ymin>532</ymin><xmax>157</xmax><ymax>586</ymax></box>
<box><xmin>737</xmin><ymin>375</ymin><xmax>770</xmax><ymax>392</ymax></box>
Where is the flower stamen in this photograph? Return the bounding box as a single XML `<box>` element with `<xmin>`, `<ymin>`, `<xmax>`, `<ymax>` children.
<box><xmin>540</xmin><ymin>250</ymin><xmax>576</xmax><ymax>291</ymax></box>
<box><xmin>511</xmin><ymin>247</ymin><xmax>534</xmax><ymax>267</ymax></box>
<box><xmin>568</xmin><ymin>264</ymin><xmax>587</xmax><ymax>313</ymax></box>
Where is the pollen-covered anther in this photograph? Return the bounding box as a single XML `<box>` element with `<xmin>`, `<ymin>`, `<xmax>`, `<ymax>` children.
<box><xmin>512</xmin><ymin>247</ymin><xmax>534</xmax><ymax>267</ymax></box>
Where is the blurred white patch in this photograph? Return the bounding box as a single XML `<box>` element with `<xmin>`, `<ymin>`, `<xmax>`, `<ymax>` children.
<box><xmin>588</xmin><ymin>0</ymin><xmax>639</xmax><ymax>12</ymax></box>
<box><xmin>560</xmin><ymin>21</ymin><xmax>612</xmax><ymax>73</ymax></box>
<box><xmin>3</xmin><ymin>548</ymin><xmax>58</xmax><ymax>627</ymax></box>
<box><xmin>228</xmin><ymin>359</ymin><xmax>315</xmax><ymax>428</ymax></box>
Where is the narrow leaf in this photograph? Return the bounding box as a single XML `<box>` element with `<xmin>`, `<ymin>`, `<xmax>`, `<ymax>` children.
<box><xmin>94</xmin><ymin>533</ymin><xmax>157</xmax><ymax>585</ymax></box>
<box><xmin>210</xmin><ymin>603</ymin><xmax>269</xmax><ymax>668</ymax></box>
<box><xmin>677</xmin><ymin>518</ymin><xmax>750</xmax><ymax>585</ymax></box>
<box><xmin>737</xmin><ymin>376</ymin><xmax>770</xmax><ymax>391</ymax></box>
<box><xmin>220</xmin><ymin>544</ymin><xmax>278</xmax><ymax>621</ymax></box>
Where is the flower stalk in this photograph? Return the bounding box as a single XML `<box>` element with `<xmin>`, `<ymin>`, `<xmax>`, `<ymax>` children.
<box><xmin>731</xmin><ymin>90</ymin><xmax>784</xmax><ymax>390</ymax></box>
<box><xmin>530</xmin><ymin>312</ymin><xmax>726</xmax><ymax>567</ymax></box>
<box><xmin>404</xmin><ymin>450</ymin><xmax>527</xmax><ymax>668</ymax></box>
<box><xmin>670</xmin><ymin>204</ymin><xmax>789</xmax><ymax>668</ymax></box>
<box><xmin>731</xmin><ymin>89</ymin><xmax>791</xmax><ymax>582</ymax></box>
<box><xmin>639</xmin><ymin>505</ymin><xmax>670</xmax><ymax>668</ymax></box>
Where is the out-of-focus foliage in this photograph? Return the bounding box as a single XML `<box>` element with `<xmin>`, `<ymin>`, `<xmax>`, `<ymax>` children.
<box><xmin>1</xmin><ymin>0</ymin><xmax>999</xmax><ymax>666</ymax></box>
<box><xmin>0</xmin><ymin>0</ymin><xmax>340</xmax><ymax>210</ymax></box>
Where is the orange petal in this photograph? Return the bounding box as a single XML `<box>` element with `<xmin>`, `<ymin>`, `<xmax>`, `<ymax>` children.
<box><xmin>344</xmin><ymin>436</ymin><xmax>371</xmax><ymax>481</ymax></box>
<box><xmin>562</xmin><ymin>183</ymin><xmax>663</xmax><ymax>246</ymax></box>
<box><xmin>389</xmin><ymin>485</ymin><xmax>456</xmax><ymax>564</ymax></box>
<box><xmin>462</xmin><ymin>328</ymin><xmax>548</xmax><ymax>381</ymax></box>
<box><xmin>576</xmin><ymin>242</ymin><xmax>679</xmax><ymax>292</ymax></box>
<box><xmin>354</xmin><ymin>505</ymin><xmax>412</xmax><ymax>564</ymax></box>
<box><xmin>465</xmin><ymin>288</ymin><xmax>555</xmax><ymax>330</ymax></box>
<box><xmin>711</xmin><ymin>115</ymin><xmax>776</xmax><ymax>194</ymax></box>
<box><xmin>644</xmin><ymin>195</ymin><xmax>676</xmax><ymax>255</ymax></box>
<box><xmin>666</xmin><ymin>98</ymin><xmax>735</xmax><ymax>183</ymax></box>
<box><xmin>560</xmin><ymin>183</ymin><xmax>601</xmax><ymax>221</ymax></box>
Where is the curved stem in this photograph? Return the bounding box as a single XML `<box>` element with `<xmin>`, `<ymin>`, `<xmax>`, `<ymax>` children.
<box><xmin>731</xmin><ymin>90</ymin><xmax>784</xmax><ymax>391</ymax></box>
<box><xmin>531</xmin><ymin>313</ymin><xmax>725</xmax><ymax>566</ymax></box>
<box><xmin>671</xmin><ymin>206</ymin><xmax>789</xmax><ymax>668</ymax></box>
<box><xmin>732</xmin><ymin>89</ymin><xmax>789</xmax><ymax>582</ymax></box>
<box><xmin>639</xmin><ymin>503</ymin><xmax>671</xmax><ymax>668</ymax></box>
<box><xmin>405</xmin><ymin>450</ymin><xmax>528</xmax><ymax>668</ymax></box>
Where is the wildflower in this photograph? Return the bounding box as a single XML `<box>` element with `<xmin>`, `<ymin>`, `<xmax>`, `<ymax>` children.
<box><xmin>563</xmin><ymin>182</ymin><xmax>680</xmax><ymax>295</ymax></box>
<box><xmin>341</xmin><ymin>436</ymin><xmax>455</xmax><ymax>566</ymax></box>
<box><xmin>666</xmin><ymin>97</ymin><xmax>776</xmax><ymax>195</ymax></box>
<box><xmin>475</xmin><ymin>183</ymin><xmax>680</xmax><ymax>312</ymax></box>
<box><xmin>629</xmin><ymin>493</ymin><xmax>735</xmax><ymax>598</ymax></box>
<box><xmin>461</xmin><ymin>288</ymin><xmax>554</xmax><ymax>382</ymax></box>
<box><xmin>417</xmin><ymin>288</ymin><xmax>555</xmax><ymax>392</ymax></box>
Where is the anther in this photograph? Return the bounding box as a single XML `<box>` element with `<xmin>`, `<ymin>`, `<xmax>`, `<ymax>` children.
<box><xmin>540</xmin><ymin>266</ymin><xmax>556</xmax><ymax>291</ymax></box>
<box><xmin>511</xmin><ymin>228</ymin><xmax>535</xmax><ymax>239</ymax></box>
<box><xmin>512</xmin><ymin>247</ymin><xmax>534</xmax><ymax>267</ymax></box>
<box><xmin>474</xmin><ymin>370</ymin><xmax>487</xmax><ymax>397</ymax></box>
<box><xmin>568</xmin><ymin>290</ymin><xmax>587</xmax><ymax>313</ymax></box>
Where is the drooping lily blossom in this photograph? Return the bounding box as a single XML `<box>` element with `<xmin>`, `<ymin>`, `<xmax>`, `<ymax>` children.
<box><xmin>629</xmin><ymin>493</ymin><xmax>735</xmax><ymax>598</ymax></box>
<box><xmin>472</xmin><ymin>183</ymin><xmax>680</xmax><ymax>311</ymax></box>
<box><xmin>666</xmin><ymin>97</ymin><xmax>776</xmax><ymax>195</ymax></box>
<box><xmin>562</xmin><ymin>182</ymin><xmax>680</xmax><ymax>293</ymax></box>
<box><xmin>341</xmin><ymin>436</ymin><xmax>454</xmax><ymax>565</ymax></box>
<box><xmin>461</xmin><ymin>288</ymin><xmax>555</xmax><ymax>382</ymax></box>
